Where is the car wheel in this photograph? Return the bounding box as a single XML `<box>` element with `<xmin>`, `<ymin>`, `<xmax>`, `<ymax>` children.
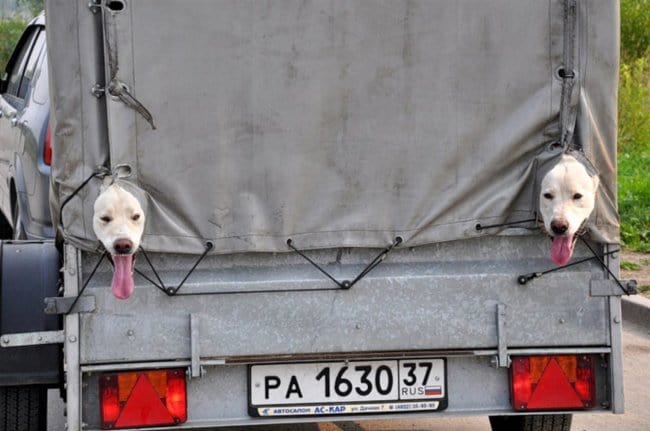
<box><xmin>0</xmin><ymin>385</ymin><xmax>48</xmax><ymax>431</ymax></box>
<box><xmin>12</xmin><ymin>202</ymin><xmax>26</xmax><ymax>240</ymax></box>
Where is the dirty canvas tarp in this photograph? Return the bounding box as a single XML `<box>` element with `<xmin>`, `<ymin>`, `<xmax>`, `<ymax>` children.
<box><xmin>46</xmin><ymin>0</ymin><xmax>619</xmax><ymax>254</ymax></box>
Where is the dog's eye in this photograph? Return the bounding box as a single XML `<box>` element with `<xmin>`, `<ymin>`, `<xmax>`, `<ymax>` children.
<box><xmin>573</xmin><ymin>193</ymin><xmax>583</xmax><ymax>200</ymax></box>
<box><xmin>100</xmin><ymin>216</ymin><xmax>112</xmax><ymax>223</ymax></box>
<box><xmin>543</xmin><ymin>193</ymin><xmax>554</xmax><ymax>200</ymax></box>
<box><xmin>132</xmin><ymin>214</ymin><xmax>141</xmax><ymax>221</ymax></box>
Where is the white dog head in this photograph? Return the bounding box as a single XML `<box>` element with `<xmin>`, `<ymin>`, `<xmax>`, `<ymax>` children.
<box><xmin>539</xmin><ymin>154</ymin><xmax>599</xmax><ymax>266</ymax></box>
<box><xmin>92</xmin><ymin>183</ymin><xmax>146</xmax><ymax>299</ymax></box>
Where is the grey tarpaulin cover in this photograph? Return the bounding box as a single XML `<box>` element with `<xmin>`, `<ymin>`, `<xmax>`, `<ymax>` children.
<box><xmin>46</xmin><ymin>0</ymin><xmax>619</xmax><ymax>254</ymax></box>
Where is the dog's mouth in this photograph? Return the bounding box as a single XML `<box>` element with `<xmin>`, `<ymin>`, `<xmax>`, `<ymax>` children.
<box><xmin>550</xmin><ymin>234</ymin><xmax>577</xmax><ymax>266</ymax></box>
<box><xmin>547</xmin><ymin>219</ymin><xmax>587</xmax><ymax>266</ymax></box>
<box><xmin>110</xmin><ymin>254</ymin><xmax>136</xmax><ymax>300</ymax></box>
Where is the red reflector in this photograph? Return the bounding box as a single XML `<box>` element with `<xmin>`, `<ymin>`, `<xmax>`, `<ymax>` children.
<box><xmin>526</xmin><ymin>359</ymin><xmax>583</xmax><ymax>409</ymax></box>
<box><xmin>114</xmin><ymin>375</ymin><xmax>174</xmax><ymax>428</ymax></box>
<box><xmin>510</xmin><ymin>355</ymin><xmax>596</xmax><ymax>411</ymax></box>
<box><xmin>43</xmin><ymin>122</ymin><xmax>52</xmax><ymax>166</ymax></box>
<box><xmin>99</xmin><ymin>368</ymin><xmax>187</xmax><ymax>429</ymax></box>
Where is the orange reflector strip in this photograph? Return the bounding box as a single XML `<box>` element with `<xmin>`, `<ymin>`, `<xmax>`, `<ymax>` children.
<box><xmin>100</xmin><ymin>368</ymin><xmax>187</xmax><ymax>429</ymax></box>
<box><xmin>555</xmin><ymin>355</ymin><xmax>578</xmax><ymax>382</ymax></box>
<box><xmin>529</xmin><ymin>356</ymin><xmax>550</xmax><ymax>383</ymax></box>
<box><xmin>529</xmin><ymin>355</ymin><xmax>577</xmax><ymax>383</ymax></box>
<box><xmin>510</xmin><ymin>355</ymin><xmax>596</xmax><ymax>412</ymax></box>
<box><xmin>147</xmin><ymin>370</ymin><xmax>169</xmax><ymax>398</ymax></box>
<box><xmin>117</xmin><ymin>370</ymin><xmax>168</xmax><ymax>401</ymax></box>
<box><xmin>118</xmin><ymin>373</ymin><xmax>138</xmax><ymax>402</ymax></box>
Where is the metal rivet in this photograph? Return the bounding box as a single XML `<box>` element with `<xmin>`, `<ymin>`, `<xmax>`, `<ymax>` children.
<box><xmin>1</xmin><ymin>337</ymin><xmax>10</xmax><ymax>345</ymax></box>
<box><xmin>613</xmin><ymin>316</ymin><xmax>621</xmax><ymax>324</ymax></box>
<box><xmin>559</xmin><ymin>318</ymin><xmax>566</xmax><ymax>324</ymax></box>
<box><xmin>127</xmin><ymin>330</ymin><xmax>134</xmax><ymax>337</ymax></box>
<box><xmin>68</xmin><ymin>335</ymin><xmax>77</xmax><ymax>343</ymax></box>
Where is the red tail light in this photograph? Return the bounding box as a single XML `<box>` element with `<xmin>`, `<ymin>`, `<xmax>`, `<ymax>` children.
<box><xmin>166</xmin><ymin>369</ymin><xmax>188</xmax><ymax>422</ymax></box>
<box><xmin>510</xmin><ymin>355</ymin><xmax>596</xmax><ymax>411</ymax></box>
<box><xmin>43</xmin><ymin>122</ymin><xmax>52</xmax><ymax>166</ymax></box>
<box><xmin>100</xmin><ymin>376</ymin><xmax>120</xmax><ymax>424</ymax></box>
<box><xmin>99</xmin><ymin>368</ymin><xmax>187</xmax><ymax>429</ymax></box>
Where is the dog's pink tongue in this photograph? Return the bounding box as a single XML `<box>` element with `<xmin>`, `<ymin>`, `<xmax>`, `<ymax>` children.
<box><xmin>112</xmin><ymin>255</ymin><xmax>134</xmax><ymax>299</ymax></box>
<box><xmin>551</xmin><ymin>235</ymin><xmax>574</xmax><ymax>266</ymax></box>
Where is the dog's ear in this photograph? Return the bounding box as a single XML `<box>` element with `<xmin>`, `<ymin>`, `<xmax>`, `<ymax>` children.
<box><xmin>100</xmin><ymin>175</ymin><xmax>114</xmax><ymax>193</ymax></box>
<box><xmin>591</xmin><ymin>174</ymin><xmax>600</xmax><ymax>192</ymax></box>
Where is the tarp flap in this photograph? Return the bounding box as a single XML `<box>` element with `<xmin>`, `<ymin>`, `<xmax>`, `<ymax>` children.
<box><xmin>47</xmin><ymin>0</ymin><xmax>619</xmax><ymax>254</ymax></box>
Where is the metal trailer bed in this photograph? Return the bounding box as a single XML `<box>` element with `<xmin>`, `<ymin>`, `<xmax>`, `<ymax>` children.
<box><xmin>61</xmin><ymin>235</ymin><xmax>625</xmax><ymax>429</ymax></box>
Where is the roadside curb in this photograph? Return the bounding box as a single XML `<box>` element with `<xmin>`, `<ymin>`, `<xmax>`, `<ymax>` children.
<box><xmin>622</xmin><ymin>295</ymin><xmax>650</xmax><ymax>328</ymax></box>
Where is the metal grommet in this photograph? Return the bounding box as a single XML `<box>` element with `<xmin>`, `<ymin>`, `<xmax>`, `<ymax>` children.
<box><xmin>113</xmin><ymin>164</ymin><xmax>133</xmax><ymax>179</ymax></box>
<box><xmin>554</xmin><ymin>66</ymin><xmax>577</xmax><ymax>81</ymax></box>
<box><xmin>106</xmin><ymin>0</ymin><xmax>126</xmax><ymax>13</ymax></box>
<box><xmin>546</xmin><ymin>141</ymin><xmax>563</xmax><ymax>153</ymax></box>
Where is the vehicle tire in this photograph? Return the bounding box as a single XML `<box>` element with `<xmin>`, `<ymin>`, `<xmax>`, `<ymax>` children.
<box><xmin>0</xmin><ymin>385</ymin><xmax>47</xmax><ymax>431</ymax></box>
<box><xmin>12</xmin><ymin>202</ymin><xmax>26</xmax><ymax>240</ymax></box>
<box><xmin>489</xmin><ymin>414</ymin><xmax>572</xmax><ymax>431</ymax></box>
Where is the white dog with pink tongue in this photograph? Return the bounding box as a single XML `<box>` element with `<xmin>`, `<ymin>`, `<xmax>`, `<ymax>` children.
<box><xmin>92</xmin><ymin>183</ymin><xmax>146</xmax><ymax>299</ymax></box>
<box><xmin>539</xmin><ymin>154</ymin><xmax>599</xmax><ymax>266</ymax></box>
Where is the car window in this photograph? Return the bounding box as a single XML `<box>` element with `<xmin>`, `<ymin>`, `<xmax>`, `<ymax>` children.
<box><xmin>5</xmin><ymin>28</ymin><xmax>39</xmax><ymax>98</ymax></box>
<box><xmin>32</xmin><ymin>51</ymin><xmax>49</xmax><ymax>106</ymax></box>
<box><xmin>18</xmin><ymin>29</ymin><xmax>46</xmax><ymax>100</ymax></box>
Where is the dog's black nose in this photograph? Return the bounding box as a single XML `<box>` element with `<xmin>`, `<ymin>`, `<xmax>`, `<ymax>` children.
<box><xmin>551</xmin><ymin>220</ymin><xmax>569</xmax><ymax>235</ymax></box>
<box><xmin>114</xmin><ymin>239</ymin><xmax>133</xmax><ymax>254</ymax></box>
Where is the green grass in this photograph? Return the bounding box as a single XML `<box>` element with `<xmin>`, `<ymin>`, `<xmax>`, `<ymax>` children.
<box><xmin>621</xmin><ymin>261</ymin><xmax>642</xmax><ymax>271</ymax></box>
<box><xmin>621</xmin><ymin>0</ymin><xmax>650</xmax><ymax>62</ymax></box>
<box><xmin>618</xmin><ymin>0</ymin><xmax>650</xmax><ymax>253</ymax></box>
<box><xmin>618</xmin><ymin>148</ymin><xmax>650</xmax><ymax>252</ymax></box>
<box><xmin>0</xmin><ymin>17</ymin><xmax>26</xmax><ymax>72</ymax></box>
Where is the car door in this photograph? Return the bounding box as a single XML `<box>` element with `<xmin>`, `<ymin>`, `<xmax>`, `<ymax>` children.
<box><xmin>0</xmin><ymin>24</ymin><xmax>42</xmax><ymax>226</ymax></box>
<box><xmin>15</xmin><ymin>29</ymin><xmax>47</xmax><ymax>204</ymax></box>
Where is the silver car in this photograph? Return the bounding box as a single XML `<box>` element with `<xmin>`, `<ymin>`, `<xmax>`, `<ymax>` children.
<box><xmin>0</xmin><ymin>13</ymin><xmax>52</xmax><ymax>240</ymax></box>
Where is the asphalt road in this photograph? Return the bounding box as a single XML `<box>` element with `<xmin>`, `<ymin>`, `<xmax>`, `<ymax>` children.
<box><xmin>48</xmin><ymin>321</ymin><xmax>650</xmax><ymax>430</ymax></box>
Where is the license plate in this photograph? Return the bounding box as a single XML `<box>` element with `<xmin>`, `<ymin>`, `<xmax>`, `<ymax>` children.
<box><xmin>249</xmin><ymin>359</ymin><xmax>447</xmax><ymax>417</ymax></box>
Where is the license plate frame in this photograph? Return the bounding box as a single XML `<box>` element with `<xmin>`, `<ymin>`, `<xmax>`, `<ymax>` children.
<box><xmin>249</xmin><ymin>358</ymin><xmax>447</xmax><ymax>417</ymax></box>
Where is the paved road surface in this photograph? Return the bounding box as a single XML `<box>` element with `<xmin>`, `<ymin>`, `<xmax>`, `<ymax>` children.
<box><xmin>48</xmin><ymin>322</ymin><xmax>650</xmax><ymax>430</ymax></box>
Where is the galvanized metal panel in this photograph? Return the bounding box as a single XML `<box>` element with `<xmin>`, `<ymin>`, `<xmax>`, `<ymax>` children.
<box><xmin>79</xmin><ymin>237</ymin><xmax>609</xmax><ymax>364</ymax></box>
<box><xmin>63</xmin><ymin>244</ymin><xmax>83</xmax><ymax>431</ymax></box>
<box><xmin>81</xmin><ymin>358</ymin><xmax>507</xmax><ymax>427</ymax></box>
<box><xmin>80</xmin><ymin>353</ymin><xmax>610</xmax><ymax>429</ymax></box>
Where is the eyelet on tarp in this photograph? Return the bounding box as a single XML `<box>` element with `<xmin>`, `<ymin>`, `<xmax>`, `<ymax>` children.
<box><xmin>546</xmin><ymin>141</ymin><xmax>563</xmax><ymax>153</ymax></box>
<box><xmin>106</xmin><ymin>0</ymin><xmax>126</xmax><ymax>13</ymax></box>
<box><xmin>554</xmin><ymin>66</ymin><xmax>577</xmax><ymax>81</ymax></box>
<box><xmin>113</xmin><ymin>164</ymin><xmax>133</xmax><ymax>179</ymax></box>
